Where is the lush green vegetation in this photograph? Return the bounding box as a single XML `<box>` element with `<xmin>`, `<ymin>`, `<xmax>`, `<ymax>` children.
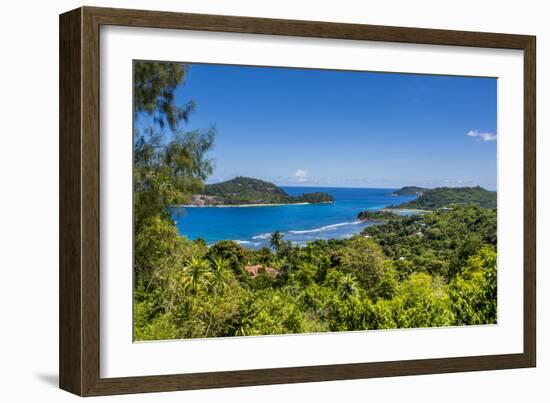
<box><xmin>132</xmin><ymin>61</ymin><xmax>497</xmax><ymax>341</ymax></box>
<box><xmin>392</xmin><ymin>186</ymin><xmax>497</xmax><ymax>210</ymax></box>
<box><xmin>391</xmin><ymin>186</ymin><xmax>428</xmax><ymax>196</ymax></box>
<box><xmin>357</xmin><ymin>210</ymin><xmax>400</xmax><ymax>221</ymax></box>
<box><xmin>362</xmin><ymin>205</ymin><xmax>496</xmax><ymax>279</ymax></box>
<box><xmin>134</xmin><ymin>205</ymin><xmax>497</xmax><ymax>340</ymax></box>
<box><xmin>200</xmin><ymin>176</ymin><xmax>334</xmax><ymax>205</ymax></box>
<box><xmin>133</xmin><ymin>61</ymin><xmax>215</xmax><ymax>238</ymax></box>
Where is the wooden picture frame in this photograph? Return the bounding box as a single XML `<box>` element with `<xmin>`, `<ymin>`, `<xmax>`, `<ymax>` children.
<box><xmin>59</xmin><ymin>6</ymin><xmax>536</xmax><ymax>396</ymax></box>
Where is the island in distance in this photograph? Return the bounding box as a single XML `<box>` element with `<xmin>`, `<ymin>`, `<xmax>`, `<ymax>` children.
<box><xmin>391</xmin><ymin>186</ymin><xmax>497</xmax><ymax>210</ymax></box>
<box><xmin>189</xmin><ymin>176</ymin><xmax>335</xmax><ymax>206</ymax></box>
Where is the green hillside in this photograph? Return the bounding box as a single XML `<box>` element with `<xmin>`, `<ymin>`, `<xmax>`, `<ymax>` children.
<box><xmin>393</xmin><ymin>186</ymin><xmax>496</xmax><ymax>210</ymax></box>
<box><xmin>391</xmin><ymin>186</ymin><xmax>429</xmax><ymax>196</ymax></box>
<box><xmin>200</xmin><ymin>176</ymin><xmax>334</xmax><ymax>205</ymax></box>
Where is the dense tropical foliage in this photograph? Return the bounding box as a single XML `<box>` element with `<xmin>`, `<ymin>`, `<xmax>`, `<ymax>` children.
<box><xmin>134</xmin><ymin>204</ymin><xmax>497</xmax><ymax>340</ymax></box>
<box><xmin>132</xmin><ymin>61</ymin><xmax>498</xmax><ymax>341</ymax></box>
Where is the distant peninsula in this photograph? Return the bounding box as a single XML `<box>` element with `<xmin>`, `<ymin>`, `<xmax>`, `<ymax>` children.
<box><xmin>390</xmin><ymin>186</ymin><xmax>497</xmax><ymax>210</ymax></box>
<box><xmin>189</xmin><ymin>176</ymin><xmax>335</xmax><ymax>206</ymax></box>
<box><xmin>391</xmin><ymin>186</ymin><xmax>429</xmax><ymax>196</ymax></box>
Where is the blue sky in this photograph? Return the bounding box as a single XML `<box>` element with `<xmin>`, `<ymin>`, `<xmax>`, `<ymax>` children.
<box><xmin>153</xmin><ymin>63</ymin><xmax>497</xmax><ymax>190</ymax></box>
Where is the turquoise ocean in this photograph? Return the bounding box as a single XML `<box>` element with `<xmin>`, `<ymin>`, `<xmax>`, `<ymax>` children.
<box><xmin>172</xmin><ymin>187</ymin><xmax>417</xmax><ymax>248</ymax></box>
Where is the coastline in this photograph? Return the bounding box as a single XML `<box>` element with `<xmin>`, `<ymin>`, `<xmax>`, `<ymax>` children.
<box><xmin>173</xmin><ymin>188</ymin><xmax>421</xmax><ymax>247</ymax></box>
<box><xmin>175</xmin><ymin>202</ymin><xmax>313</xmax><ymax>208</ymax></box>
<box><xmin>381</xmin><ymin>208</ymin><xmax>429</xmax><ymax>214</ymax></box>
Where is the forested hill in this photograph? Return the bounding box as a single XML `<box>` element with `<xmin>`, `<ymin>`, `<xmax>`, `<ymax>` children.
<box><xmin>391</xmin><ymin>186</ymin><xmax>429</xmax><ymax>196</ymax></box>
<box><xmin>393</xmin><ymin>186</ymin><xmax>497</xmax><ymax>210</ymax></box>
<box><xmin>196</xmin><ymin>176</ymin><xmax>334</xmax><ymax>205</ymax></box>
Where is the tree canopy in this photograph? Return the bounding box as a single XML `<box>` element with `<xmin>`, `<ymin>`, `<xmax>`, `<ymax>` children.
<box><xmin>133</xmin><ymin>61</ymin><xmax>216</xmax><ymax>288</ymax></box>
<box><xmin>135</xmin><ymin>205</ymin><xmax>497</xmax><ymax>340</ymax></box>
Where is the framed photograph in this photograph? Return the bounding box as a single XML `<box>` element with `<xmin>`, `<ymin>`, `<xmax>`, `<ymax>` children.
<box><xmin>59</xmin><ymin>6</ymin><xmax>536</xmax><ymax>396</ymax></box>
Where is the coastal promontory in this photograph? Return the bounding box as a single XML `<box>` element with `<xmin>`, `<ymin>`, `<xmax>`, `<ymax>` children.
<box><xmin>191</xmin><ymin>176</ymin><xmax>335</xmax><ymax>206</ymax></box>
<box><xmin>391</xmin><ymin>186</ymin><xmax>497</xmax><ymax>210</ymax></box>
<box><xmin>391</xmin><ymin>186</ymin><xmax>428</xmax><ymax>196</ymax></box>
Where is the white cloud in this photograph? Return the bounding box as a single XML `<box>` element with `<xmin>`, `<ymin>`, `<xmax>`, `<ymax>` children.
<box><xmin>294</xmin><ymin>169</ymin><xmax>309</xmax><ymax>182</ymax></box>
<box><xmin>466</xmin><ymin>130</ymin><xmax>497</xmax><ymax>142</ymax></box>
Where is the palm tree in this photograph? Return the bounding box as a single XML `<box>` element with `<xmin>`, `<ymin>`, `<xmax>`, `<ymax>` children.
<box><xmin>182</xmin><ymin>256</ymin><xmax>211</xmax><ymax>294</ymax></box>
<box><xmin>209</xmin><ymin>256</ymin><xmax>233</xmax><ymax>294</ymax></box>
<box><xmin>339</xmin><ymin>274</ymin><xmax>359</xmax><ymax>299</ymax></box>
<box><xmin>270</xmin><ymin>230</ymin><xmax>283</xmax><ymax>252</ymax></box>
